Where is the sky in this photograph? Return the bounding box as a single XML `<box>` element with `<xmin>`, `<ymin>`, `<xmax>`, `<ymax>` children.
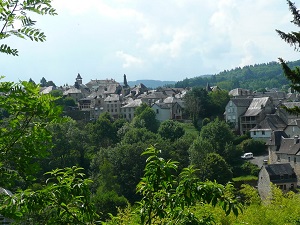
<box><xmin>1</xmin><ymin>0</ymin><xmax>300</xmax><ymax>86</ymax></box>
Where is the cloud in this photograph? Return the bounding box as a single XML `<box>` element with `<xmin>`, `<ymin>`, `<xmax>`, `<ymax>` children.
<box><xmin>116</xmin><ymin>51</ymin><xmax>144</xmax><ymax>68</ymax></box>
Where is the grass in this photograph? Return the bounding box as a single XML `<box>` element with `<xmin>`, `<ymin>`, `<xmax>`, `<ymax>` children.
<box><xmin>180</xmin><ymin>122</ymin><xmax>199</xmax><ymax>137</ymax></box>
<box><xmin>232</xmin><ymin>175</ymin><xmax>258</xmax><ymax>182</ymax></box>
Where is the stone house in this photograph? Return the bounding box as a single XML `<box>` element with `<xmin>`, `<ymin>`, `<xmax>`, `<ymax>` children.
<box><xmin>240</xmin><ymin>97</ymin><xmax>275</xmax><ymax>135</ymax></box>
<box><xmin>258</xmin><ymin>163</ymin><xmax>297</xmax><ymax>200</ymax></box>
<box><xmin>250</xmin><ymin>114</ymin><xmax>286</xmax><ymax>141</ymax></box>
<box><xmin>224</xmin><ymin>98</ymin><xmax>253</xmax><ymax>133</ymax></box>
<box><xmin>272</xmin><ymin>135</ymin><xmax>300</xmax><ymax>184</ymax></box>
<box><xmin>104</xmin><ymin>94</ymin><xmax>122</xmax><ymax>118</ymax></box>
<box><xmin>151</xmin><ymin>101</ymin><xmax>184</xmax><ymax>122</ymax></box>
<box><xmin>284</xmin><ymin>119</ymin><xmax>300</xmax><ymax>138</ymax></box>
<box><xmin>121</xmin><ymin>99</ymin><xmax>143</xmax><ymax>121</ymax></box>
<box><xmin>139</xmin><ymin>91</ymin><xmax>169</xmax><ymax>106</ymax></box>
<box><xmin>276</xmin><ymin>102</ymin><xmax>300</xmax><ymax>124</ymax></box>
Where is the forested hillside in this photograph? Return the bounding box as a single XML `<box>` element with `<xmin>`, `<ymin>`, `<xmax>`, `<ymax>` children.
<box><xmin>175</xmin><ymin>60</ymin><xmax>300</xmax><ymax>91</ymax></box>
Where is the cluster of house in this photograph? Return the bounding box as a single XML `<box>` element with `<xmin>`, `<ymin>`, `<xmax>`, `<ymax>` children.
<box><xmin>41</xmin><ymin>74</ymin><xmax>187</xmax><ymax>122</ymax></box>
<box><xmin>224</xmin><ymin>88</ymin><xmax>300</xmax><ymax>199</ymax></box>
<box><xmin>41</xmin><ymin>75</ymin><xmax>300</xmax><ymax>199</ymax></box>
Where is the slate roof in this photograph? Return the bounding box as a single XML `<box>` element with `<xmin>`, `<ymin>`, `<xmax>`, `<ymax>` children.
<box><xmin>251</xmin><ymin>114</ymin><xmax>286</xmax><ymax>131</ymax></box>
<box><xmin>163</xmin><ymin>96</ymin><xmax>184</xmax><ymax>104</ymax></box>
<box><xmin>243</xmin><ymin>97</ymin><xmax>269</xmax><ymax>117</ymax></box>
<box><xmin>266</xmin><ymin>130</ymin><xmax>288</xmax><ymax>147</ymax></box>
<box><xmin>230</xmin><ymin>98</ymin><xmax>253</xmax><ymax>107</ymax></box>
<box><xmin>104</xmin><ymin>94</ymin><xmax>121</xmax><ymax>102</ymax></box>
<box><xmin>265</xmin><ymin>163</ymin><xmax>297</xmax><ymax>183</ymax></box>
<box><xmin>277</xmin><ymin>137</ymin><xmax>300</xmax><ymax>155</ymax></box>
<box><xmin>121</xmin><ymin>99</ymin><xmax>142</xmax><ymax>108</ymax></box>
<box><xmin>287</xmin><ymin>119</ymin><xmax>300</xmax><ymax>127</ymax></box>
<box><xmin>152</xmin><ymin>102</ymin><xmax>171</xmax><ymax>109</ymax></box>
<box><xmin>63</xmin><ymin>88</ymin><xmax>81</xmax><ymax>95</ymax></box>
<box><xmin>282</xmin><ymin>102</ymin><xmax>300</xmax><ymax>109</ymax></box>
<box><xmin>229</xmin><ymin>88</ymin><xmax>253</xmax><ymax>96</ymax></box>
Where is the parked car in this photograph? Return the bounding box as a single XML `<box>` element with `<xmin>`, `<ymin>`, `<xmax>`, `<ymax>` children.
<box><xmin>241</xmin><ymin>152</ymin><xmax>254</xmax><ymax>159</ymax></box>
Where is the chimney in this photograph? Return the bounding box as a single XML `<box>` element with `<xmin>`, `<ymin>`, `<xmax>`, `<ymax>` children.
<box><xmin>294</xmin><ymin>135</ymin><xmax>299</xmax><ymax>144</ymax></box>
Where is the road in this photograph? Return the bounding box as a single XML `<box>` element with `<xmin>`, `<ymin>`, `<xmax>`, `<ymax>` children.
<box><xmin>248</xmin><ymin>153</ymin><xmax>269</xmax><ymax>168</ymax></box>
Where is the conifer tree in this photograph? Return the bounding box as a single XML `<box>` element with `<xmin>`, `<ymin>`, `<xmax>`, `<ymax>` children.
<box><xmin>276</xmin><ymin>0</ymin><xmax>300</xmax><ymax>114</ymax></box>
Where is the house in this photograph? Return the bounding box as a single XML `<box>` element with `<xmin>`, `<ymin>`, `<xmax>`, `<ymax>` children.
<box><xmin>104</xmin><ymin>94</ymin><xmax>122</xmax><ymax>118</ymax></box>
<box><xmin>240</xmin><ymin>97</ymin><xmax>275</xmax><ymax>135</ymax></box>
<box><xmin>266</xmin><ymin>130</ymin><xmax>289</xmax><ymax>163</ymax></box>
<box><xmin>250</xmin><ymin>114</ymin><xmax>286</xmax><ymax>141</ymax></box>
<box><xmin>121</xmin><ymin>99</ymin><xmax>143</xmax><ymax>121</ymax></box>
<box><xmin>284</xmin><ymin>119</ymin><xmax>300</xmax><ymax>138</ymax></box>
<box><xmin>139</xmin><ymin>91</ymin><xmax>168</xmax><ymax>105</ymax></box>
<box><xmin>151</xmin><ymin>101</ymin><xmax>184</xmax><ymax>122</ymax></box>
<box><xmin>273</xmin><ymin>135</ymin><xmax>300</xmax><ymax>184</ymax></box>
<box><xmin>258</xmin><ymin>163</ymin><xmax>297</xmax><ymax>200</ymax></box>
<box><xmin>224</xmin><ymin>98</ymin><xmax>253</xmax><ymax>133</ymax></box>
<box><xmin>276</xmin><ymin>102</ymin><xmax>300</xmax><ymax>124</ymax></box>
<box><xmin>228</xmin><ymin>88</ymin><xmax>253</xmax><ymax>97</ymax></box>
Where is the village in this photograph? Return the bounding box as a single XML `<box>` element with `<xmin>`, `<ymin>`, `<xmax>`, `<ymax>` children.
<box><xmin>39</xmin><ymin>73</ymin><xmax>300</xmax><ymax>201</ymax></box>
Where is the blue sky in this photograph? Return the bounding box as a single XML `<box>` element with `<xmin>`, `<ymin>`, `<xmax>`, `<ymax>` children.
<box><xmin>1</xmin><ymin>0</ymin><xmax>300</xmax><ymax>86</ymax></box>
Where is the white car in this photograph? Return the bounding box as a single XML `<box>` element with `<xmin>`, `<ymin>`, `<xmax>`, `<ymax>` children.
<box><xmin>241</xmin><ymin>152</ymin><xmax>253</xmax><ymax>159</ymax></box>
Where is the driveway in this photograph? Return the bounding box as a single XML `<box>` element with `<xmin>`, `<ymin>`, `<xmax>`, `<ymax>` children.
<box><xmin>249</xmin><ymin>153</ymin><xmax>269</xmax><ymax>168</ymax></box>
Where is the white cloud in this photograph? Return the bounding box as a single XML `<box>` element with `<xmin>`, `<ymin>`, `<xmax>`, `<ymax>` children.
<box><xmin>116</xmin><ymin>51</ymin><xmax>144</xmax><ymax>68</ymax></box>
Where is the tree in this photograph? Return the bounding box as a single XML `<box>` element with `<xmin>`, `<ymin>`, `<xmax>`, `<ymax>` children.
<box><xmin>40</xmin><ymin>77</ymin><xmax>47</xmax><ymax>87</ymax></box>
<box><xmin>201</xmin><ymin>153</ymin><xmax>233</xmax><ymax>184</ymax></box>
<box><xmin>188</xmin><ymin>136</ymin><xmax>214</xmax><ymax>168</ymax></box>
<box><xmin>132</xmin><ymin>105</ymin><xmax>159</xmax><ymax>133</ymax></box>
<box><xmin>0</xmin><ymin>0</ymin><xmax>57</xmax><ymax>56</ymax></box>
<box><xmin>276</xmin><ymin>1</ymin><xmax>300</xmax><ymax>115</ymax></box>
<box><xmin>183</xmin><ymin>87</ymin><xmax>210</xmax><ymax>128</ymax></box>
<box><xmin>158</xmin><ymin>120</ymin><xmax>185</xmax><ymax>141</ymax></box>
<box><xmin>137</xmin><ymin>146</ymin><xmax>240</xmax><ymax>224</ymax></box>
<box><xmin>199</xmin><ymin>118</ymin><xmax>235</xmax><ymax>156</ymax></box>
<box><xmin>208</xmin><ymin>90</ymin><xmax>230</xmax><ymax>118</ymax></box>
<box><xmin>0</xmin><ymin>81</ymin><xmax>62</xmax><ymax>188</ymax></box>
<box><xmin>0</xmin><ymin>167</ymin><xmax>99</xmax><ymax>224</ymax></box>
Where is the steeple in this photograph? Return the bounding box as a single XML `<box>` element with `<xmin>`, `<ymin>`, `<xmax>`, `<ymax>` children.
<box><xmin>123</xmin><ymin>74</ymin><xmax>128</xmax><ymax>87</ymax></box>
<box><xmin>76</xmin><ymin>73</ymin><xmax>82</xmax><ymax>85</ymax></box>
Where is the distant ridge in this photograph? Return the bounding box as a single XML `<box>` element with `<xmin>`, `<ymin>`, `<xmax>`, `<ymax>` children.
<box><xmin>174</xmin><ymin>60</ymin><xmax>300</xmax><ymax>91</ymax></box>
<box><xmin>127</xmin><ymin>80</ymin><xmax>176</xmax><ymax>89</ymax></box>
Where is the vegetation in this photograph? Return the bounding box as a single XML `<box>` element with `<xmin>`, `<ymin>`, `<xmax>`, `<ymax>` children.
<box><xmin>175</xmin><ymin>60</ymin><xmax>300</xmax><ymax>91</ymax></box>
<box><xmin>2</xmin><ymin>0</ymin><xmax>300</xmax><ymax>224</ymax></box>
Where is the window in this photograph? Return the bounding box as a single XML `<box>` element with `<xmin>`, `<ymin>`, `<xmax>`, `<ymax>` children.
<box><xmin>291</xmin><ymin>183</ymin><xmax>294</xmax><ymax>189</ymax></box>
<box><xmin>294</xmin><ymin>157</ymin><xmax>297</xmax><ymax>163</ymax></box>
<box><xmin>262</xmin><ymin>131</ymin><xmax>265</xmax><ymax>135</ymax></box>
<box><xmin>288</xmin><ymin>157</ymin><xmax>291</xmax><ymax>162</ymax></box>
<box><xmin>156</xmin><ymin>109</ymin><xmax>159</xmax><ymax>114</ymax></box>
<box><xmin>277</xmin><ymin>155</ymin><xmax>281</xmax><ymax>161</ymax></box>
<box><xmin>254</xmin><ymin>131</ymin><xmax>256</xmax><ymax>135</ymax></box>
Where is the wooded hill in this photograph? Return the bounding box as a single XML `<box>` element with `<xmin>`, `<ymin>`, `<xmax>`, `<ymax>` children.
<box><xmin>175</xmin><ymin>60</ymin><xmax>300</xmax><ymax>91</ymax></box>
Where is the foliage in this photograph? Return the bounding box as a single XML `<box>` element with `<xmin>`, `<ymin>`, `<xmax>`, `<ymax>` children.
<box><xmin>199</xmin><ymin>118</ymin><xmax>235</xmax><ymax>156</ymax></box>
<box><xmin>136</xmin><ymin>146</ymin><xmax>241</xmax><ymax>224</ymax></box>
<box><xmin>175</xmin><ymin>60</ymin><xmax>296</xmax><ymax>91</ymax></box>
<box><xmin>201</xmin><ymin>153</ymin><xmax>233</xmax><ymax>184</ymax></box>
<box><xmin>183</xmin><ymin>87</ymin><xmax>210</xmax><ymax>128</ymax></box>
<box><xmin>158</xmin><ymin>120</ymin><xmax>185</xmax><ymax>141</ymax></box>
<box><xmin>87</xmin><ymin>113</ymin><xmax>117</xmax><ymax>149</ymax></box>
<box><xmin>0</xmin><ymin>81</ymin><xmax>61</xmax><ymax>187</ymax></box>
<box><xmin>237</xmin><ymin>138</ymin><xmax>266</xmax><ymax>155</ymax></box>
<box><xmin>276</xmin><ymin>1</ymin><xmax>300</xmax><ymax>114</ymax></box>
<box><xmin>188</xmin><ymin>136</ymin><xmax>214</xmax><ymax>168</ymax></box>
<box><xmin>208</xmin><ymin>90</ymin><xmax>230</xmax><ymax>118</ymax></box>
<box><xmin>0</xmin><ymin>0</ymin><xmax>57</xmax><ymax>56</ymax></box>
<box><xmin>132</xmin><ymin>105</ymin><xmax>160</xmax><ymax>133</ymax></box>
<box><xmin>240</xmin><ymin>161</ymin><xmax>260</xmax><ymax>176</ymax></box>
<box><xmin>0</xmin><ymin>167</ymin><xmax>99</xmax><ymax>224</ymax></box>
